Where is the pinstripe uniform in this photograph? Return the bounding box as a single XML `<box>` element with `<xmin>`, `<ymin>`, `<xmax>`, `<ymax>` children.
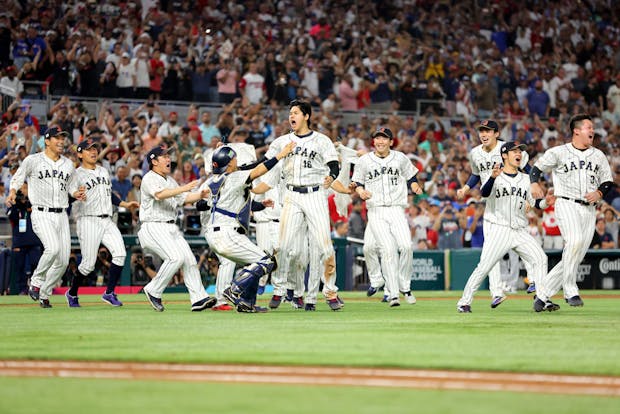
<box><xmin>138</xmin><ymin>171</ymin><xmax>209</xmax><ymax>304</ymax></box>
<box><xmin>351</xmin><ymin>150</ymin><xmax>416</xmax><ymax>300</ymax></box>
<box><xmin>69</xmin><ymin>166</ymin><xmax>126</xmax><ymax>276</ymax></box>
<box><xmin>9</xmin><ymin>152</ymin><xmax>74</xmax><ymax>300</ymax></box>
<box><xmin>266</xmin><ymin>131</ymin><xmax>339</xmax><ymax>299</ymax></box>
<box><xmin>468</xmin><ymin>140</ymin><xmax>530</xmax><ymax>297</ymax></box>
<box><xmin>457</xmin><ymin>171</ymin><xmax>548</xmax><ymax>307</ymax></box>
<box><xmin>534</xmin><ymin>143</ymin><xmax>613</xmax><ymax>302</ymax></box>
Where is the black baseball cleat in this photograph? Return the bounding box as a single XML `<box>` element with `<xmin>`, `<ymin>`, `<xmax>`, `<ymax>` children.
<box><xmin>144</xmin><ymin>290</ymin><xmax>164</xmax><ymax>312</ymax></box>
<box><xmin>191</xmin><ymin>296</ymin><xmax>217</xmax><ymax>312</ymax></box>
<box><xmin>29</xmin><ymin>287</ymin><xmax>40</xmax><ymax>301</ymax></box>
<box><xmin>327</xmin><ymin>298</ymin><xmax>343</xmax><ymax>311</ymax></box>
<box><xmin>269</xmin><ymin>295</ymin><xmax>283</xmax><ymax>309</ymax></box>
<box><xmin>304</xmin><ymin>303</ymin><xmax>316</xmax><ymax>311</ymax></box>
<box><xmin>534</xmin><ymin>297</ymin><xmax>560</xmax><ymax>312</ymax></box>
<box><xmin>39</xmin><ymin>299</ymin><xmax>52</xmax><ymax>308</ymax></box>
<box><xmin>566</xmin><ymin>296</ymin><xmax>584</xmax><ymax>307</ymax></box>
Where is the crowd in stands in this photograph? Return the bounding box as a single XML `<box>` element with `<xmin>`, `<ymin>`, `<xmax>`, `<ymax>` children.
<box><xmin>2</xmin><ymin>0</ymin><xmax>620</xmax><ymax>253</ymax></box>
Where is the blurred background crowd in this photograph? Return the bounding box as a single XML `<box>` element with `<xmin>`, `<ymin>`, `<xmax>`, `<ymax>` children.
<box><xmin>1</xmin><ymin>0</ymin><xmax>620</xmax><ymax>262</ymax></box>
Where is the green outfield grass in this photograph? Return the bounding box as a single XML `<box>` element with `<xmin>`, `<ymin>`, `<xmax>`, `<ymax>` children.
<box><xmin>1</xmin><ymin>376</ymin><xmax>618</xmax><ymax>414</ymax></box>
<box><xmin>1</xmin><ymin>290</ymin><xmax>619</xmax><ymax>375</ymax></box>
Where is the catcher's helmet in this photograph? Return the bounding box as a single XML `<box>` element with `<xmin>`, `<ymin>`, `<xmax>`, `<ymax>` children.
<box><xmin>212</xmin><ymin>146</ymin><xmax>237</xmax><ymax>174</ymax></box>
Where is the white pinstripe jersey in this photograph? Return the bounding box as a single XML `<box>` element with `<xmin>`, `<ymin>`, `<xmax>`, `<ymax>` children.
<box><xmin>534</xmin><ymin>143</ymin><xmax>613</xmax><ymax>200</ymax></box>
<box><xmin>139</xmin><ymin>170</ymin><xmax>185</xmax><ymax>222</ymax></box>
<box><xmin>351</xmin><ymin>150</ymin><xmax>417</xmax><ymax>208</ymax></box>
<box><xmin>9</xmin><ymin>152</ymin><xmax>75</xmax><ymax>208</ymax></box>
<box><xmin>68</xmin><ymin>166</ymin><xmax>113</xmax><ymax>217</ymax></box>
<box><xmin>469</xmin><ymin>140</ymin><xmax>530</xmax><ymax>184</ymax></box>
<box><xmin>484</xmin><ymin>172</ymin><xmax>535</xmax><ymax>229</ymax></box>
<box><xmin>266</xmin><ymin>131</ymin><xmax>338</xmax><ymax>187</ymax></box>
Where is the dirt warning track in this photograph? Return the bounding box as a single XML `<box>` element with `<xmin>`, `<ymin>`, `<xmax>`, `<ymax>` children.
<box><xmin>1</xmin><ymin>360</ymin><xmax>619</xmax><ymax>396</ymax></box>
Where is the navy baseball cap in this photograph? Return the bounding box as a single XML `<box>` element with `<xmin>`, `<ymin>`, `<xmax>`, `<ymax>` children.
<box><xmin>147</xmin><ymin>146</ymin><xmax>174</xmax><ymax>164</ymax></box>
<box><xmin>212</xmin><ymin>146</ymin><xmax>237</xmax><ymax>174</ymax></box>
<box><xmin>372</xmin><ymin>127</ymin><xmax>394</xmax><ymax>139</ymax></box>
<box><xmin>76</xmin><ymin>137</ymin><xmax>100</xmax><ymax>152</ymax></box>
<box><xmin>44</xmin><ymin>126</ymin><xmax>69</xmax><ymax>140</ymax></box>
<box><xmin>478</xmin><ymin>120</ymin><xmax>499</xmax><ymax>132</ymax></box>
<box><xmin>500</xmin><ymin>141</ymin><xmax>527</xmax><ymax>155</ymax></box>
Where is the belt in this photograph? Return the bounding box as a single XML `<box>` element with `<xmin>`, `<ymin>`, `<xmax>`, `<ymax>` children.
<box><xmin>559</xmin><ymin>196</ymin><xmax>590</xmax><ymax>206</ymax></box>
<box><xmin>146</xmin><ymin>220</ymin><xmax>175</xmax><ymax>224</ymax></box>
<box><xmin>87</xmin><ymin>214</ymin><xmax>110</xmax><ymax>218</ymax></box>
<box><xmin>272</xmin><ymin>219</ymin><xmax>280</xmax><ymax>223</ymax></box>
<box><xmin>287</xmin><ymin>184</ymin><xmax>320</xmax><ymax>194</ymax></box>
<box><xmin>36</xmin><ymin>207</ymin><xmax>64</xmax><ymax>213</ymax></box>
<box><xmin>212</xmin><ymin>226</ymin><xmax>246</xmax><ymax>235</ymax></box>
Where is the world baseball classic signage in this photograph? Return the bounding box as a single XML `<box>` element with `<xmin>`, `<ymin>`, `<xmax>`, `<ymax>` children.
<box><xmin>410</xmin><ymin>251</ymin><xmax>445</xmax><ymax>290</ymax></box>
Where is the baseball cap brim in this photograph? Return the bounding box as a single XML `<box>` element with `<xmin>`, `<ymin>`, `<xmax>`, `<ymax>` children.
<box><xmin>45</xmin><ymin>131</ymin><xmax>69</xmax><ymax>139</ymax></box>
<box><xmin>477</xmin><ymin>125</ymin><xmax>496</xmax><ymax>131</ymax></box>
<box><xmin>371</xmin><ymin>131</ymin><xmax>393</xmax><ymax>139</ymax></box>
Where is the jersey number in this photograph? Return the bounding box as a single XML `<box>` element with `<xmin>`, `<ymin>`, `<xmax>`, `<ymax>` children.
<box><xmin>390</xmin><ymin>177</ymin><xmax>398</xmax><ymax>185</ymax></box>
<box><xmin>303</xmin><ymin>160</ymin><xmax>312</xmax><ymax>168</ymax></box>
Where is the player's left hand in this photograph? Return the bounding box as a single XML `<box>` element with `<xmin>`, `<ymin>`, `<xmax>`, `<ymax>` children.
<box><xmin>323</xmin><ymin>175</ymin><xmax>334</xmax><ymax>189</ymax></box>
<box><xmin>262</xmin><ymin>199</ymin><xmax>274</xmax><ymax>208</ymax></box>
<box><xmin>546</xmin><ymin>194</ymin><xmax>556</xmax><ymax>206</ymax></box>
<box><xmin>585</xmin><ymin>190</ymin><xmax>602</xmax><ymax>204</ymax></box>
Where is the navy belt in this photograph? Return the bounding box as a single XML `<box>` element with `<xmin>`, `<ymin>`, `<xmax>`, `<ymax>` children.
<box><xmin>287</xmin><ymin>185</ymin><xmax>320</xmax><ymax>194</ymax></box>
<box><xmin>37</xmin><ymin>207</ymin><xmax>64</xmax><ymax>213</ymax></box>
<box><xmin>87</xmin><ymin>214</ymin><xmax>110</xmax><ymax>218</ymax></box>
<box><xmin>560</xmin><ymin>196</ymin><xmax>590</xmax><ymax>206</ymax></box>
<box><xmin>272</xmin><ymin>219</ymin><xmax>280</xmax><ymax>223</ymax></box>
<box><xmin>213</xmin><ymin>226</ymin><xmax>246</xmax><ymax>235</ymax></box>
<box><xmin>148</xmin><ymin>220</ymin><xmax>175</xmax><ymax>223</ymax></box>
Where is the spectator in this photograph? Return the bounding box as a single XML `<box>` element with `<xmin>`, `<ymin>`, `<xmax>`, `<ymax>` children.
<box><xmin>591</xmin><ymin>217</ymin><xmax>615</xmax><ymax>249</ymax></box>
<box><xmin>216</xmin><ymin>59</ymin><xmax>239</xmax><ymax>104</ymax></box>
<box><xmin>338</xmin><ymin>73</ymin><xmax>357</xmax><ymax>111</ymax></box>
<box><xmin>433</xmin><ymin>204</ymin><xmax>463</xmax><ymax>250</ymax></box>
<box><xmin>116</xmin><ymin>52</ymin><xmax>135</xmax><ymax>98</ymax></box>
<box><xmin>240</xmin><ymin>61</ymin><xmax>265</xmax><ymax>105</ymax></box>
<box><xmin>347</xmin><ymin>198</ymin><xmax>365</xmax><ymax>239</ymax></box>
<box><xmin>111</xmin><ymin>165</ymin><xmax>131</xmax><ymax>201</ymax></box>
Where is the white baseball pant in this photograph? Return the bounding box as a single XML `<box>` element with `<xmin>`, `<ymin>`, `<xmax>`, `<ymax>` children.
<box><xmin>279</xmin><ymin>189</ymin><xmax>333</xmax><ymax>297</ymax></box>
<box><xmin>30</xmin><ymin>210</ymin><xmax>71</xmax><ymax>300</ymax></box>
<box><xmin>255</xmin><ymin>220</ymin><xmax>284</xmax><ymax>295</ymax></box>
<box><xmin>367</xmin><ymin>206</ymin><xmax>413</xmax><ymax>299</ymax></box>
<box><xmin>536</xmin><ymin>199</ymin><xmax>596</xmax><ymax>302</ymax></box>
<box><xmin>458</xmin><ymin>222</ymin><xmax>547</xmax><ymax>307</ymax></box>
<box><xmin>214</xmin><ymin>254</ymin><xmax>235</xmax><ymax>305</ymax></box>
<box><xmin>138</xmin><ymin>222</ymin><xmax>208</xmax><ymax>304</ymax></box>
<box><xmin>76</xmin><ymin>217</ymin><xmax>126</xmax><ymax>275</ymax></box>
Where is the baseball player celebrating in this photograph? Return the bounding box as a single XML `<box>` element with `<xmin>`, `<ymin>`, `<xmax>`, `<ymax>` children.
<box><xmin>6</xmin><ymin>127</ymin><xmax>81</xmax><ymax>308</ymax></box>
<box><xmin>351</xmin><ymin>127</ymin><xmax>423</xmax><ymax>307</ymax></box>
<box><xmin>530</xmin><ymin>114</ymin><xmax>613</xmax><ymax>310</ymax></box>
<box><xmin>456</xmin><ymin>119</ymin><xmax>530</xmax><ymax>307</ymax></box>
<box><xmin>205</xmin><ymin>142</ymin><xmax>295</xmax><ymax>312</ymax></box>
<box><xmin>457</xmin><ymin>142</ymin><xmax>553</xmax><ymax>313</ymax></box>
<box><xmin>65</xmin><ymin>138</ymin><xmax>139</xmax><ymax>307</ymax></box>
<box><xmin>199</xmin><ymin>130</ymin><xmax>259</xmax><ymax>311</ymax></box>
<box><xmin>139</xmin><ymin>145</ymin><xmax>216</xmax><ymax>312</ymax></box>
<box><xmin>265</xmin><ymin>99</ymin><xmax>341</xmax><ymax>310</ymax></box>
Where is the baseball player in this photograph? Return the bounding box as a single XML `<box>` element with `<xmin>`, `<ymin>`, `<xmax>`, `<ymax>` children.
<box><xmin>139</xmin><ymin>145</ymin><xmax>216</xmax><ymax>312</ymax></box>
<box><xmin>200</xmin><ymin>128</ymin><xmax>259</xmax><ymax>311</ymax></box>
<box><xmin>64</xmin><ymin>138</ymin><xmax>139</xmax><ymax>307</ymax></box>
<box><xmin>204</xmin><ymin>142</ymin><xmax>295</xmax><ymax>313</ymax></box>
<box><xmin>6</xmin><ymin>127</ymin><xmax>82</xmax><ymax>308</ymax></box>
<box><xmin>457</xmin><ymin>142</ymin><xmax>553</xmax><ymax>313</ymax></box>
<box><xmin>265</xmin><ymin>99</ymin><xmax>341</xmax><ymax>311</ymax></box>
<box><xmin>456</xmin><ymin>119</ymin><xmax>530</xmax><ymax>307</ymax></box>
<box><xmin>530</xmin><ymin>113</ymin><xmax>613</xmax><ymax>310</ymax></box>
<box><xmin>351</xmin><ymin>127</ymin><xmax>423</xmax><ymax>307</ymax></box>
